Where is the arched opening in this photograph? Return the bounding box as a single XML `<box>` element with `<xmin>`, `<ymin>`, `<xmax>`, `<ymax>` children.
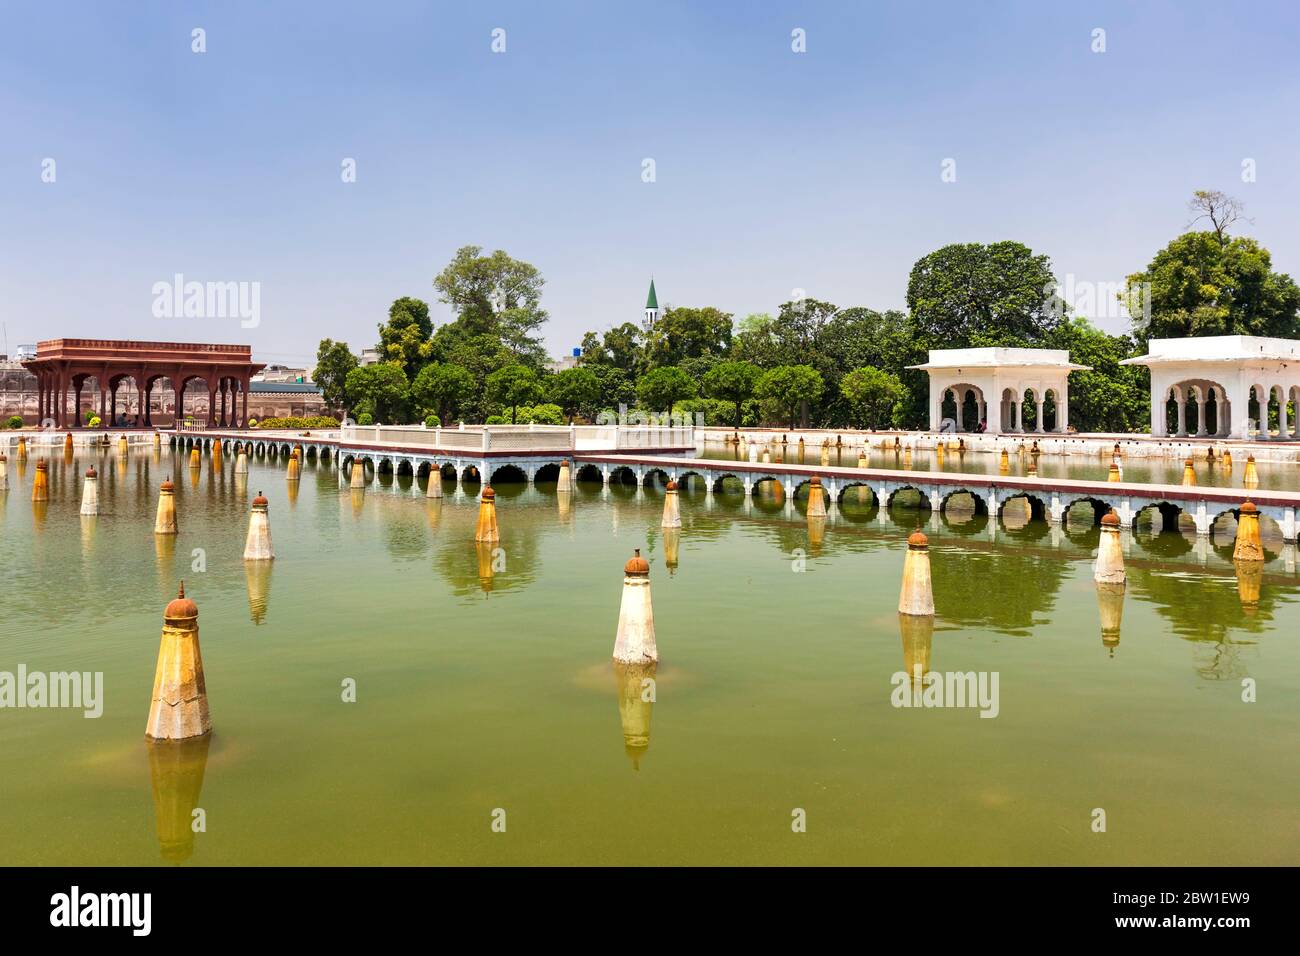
<box><xmin>940</xmin><ymin>383</ymin><xmax>985</xmax><ymax>432</ymax></box>
<box><xmin>533</xmin><ymin>462</ymin><xmax>561</xmax><ymax>484</ymax></box>
<box><xmin>608</xmin><ymin>465</ymin><xmax>637</xmax><ymax>486</ymax></box>
<box><xmin>489</xmin><ymin>463</ymin><xmax>528</xmax><ymax>485</ymax></box>
<box><xmin>886</xmin><ymin>485</ymin><xmax>932</xmax><ymax>513</ymax></box>
<box><xmin>642</xmin><ymin>467</ymin><xmax>670</xmax><ymax>489</ymax></box>
<box><xmin>1000</xmin><ymin>388</ymin><xmax>1019</xmax><ymax>432</ymax></box>
<box><xmin>1042</xmin><ymin>388</ymin><xmax>1060</xmax><ymax>433</ymax></box>
<box><xmin>575</xmin><ymin>463</ymin><xmax>602</xmax><ymax>485</ymax></box>
<box><xmin>1020</xmin><ymin>388</ymin><xmax>1039</xmax><ymax>433</ymax></box>
<box><xmin>1061</xmin><ymin>496</ymin><xmax>1112</xmax><ymax>531</ymax></box>
<box><xmin>999</xmin><ymin>492</ymin><xmax>1045</xmax><ymax>529</ymax></box>
<box><xmin>941</xmin><ymin>489</ymin><xmax>986</xmax><ymax>523</ymax></box>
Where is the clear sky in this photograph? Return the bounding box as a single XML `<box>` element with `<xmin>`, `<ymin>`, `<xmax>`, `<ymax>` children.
<box><xmin>2</xmin><ymin>1</ymin><xmax>1298</xmax><ymax>367</ymax></box>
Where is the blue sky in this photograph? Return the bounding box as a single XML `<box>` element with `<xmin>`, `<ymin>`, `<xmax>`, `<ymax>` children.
<box><xmin>2</xmin><ymin>0</ymin><xmax>1298</xmax><ymax>366</ymax></box>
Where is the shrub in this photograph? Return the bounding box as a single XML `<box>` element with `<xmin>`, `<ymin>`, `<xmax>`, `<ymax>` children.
<box><xmin>87</xmin><ymin>415</ymin><xmax>102</xmax><ymax>428</ymax></box>
<box><xmin>252</xmin><ymin>416</ymin><xmax>340</xmax><ymax>430</ymax></box>
<box><xmin>357</xmin><ymin>413</ymin><xmax>374</xmax><ymax>426</ymax></box>
<box><xmin>485</xmin><ymin>415</ymin><xmax>509</xmax><ymax>425</ymax></box>
<box><xmin>424</xmin><ymin>413</ymin><xmax>441</xmax><ymax>428</ymax></box>
<box><xmin>518</xmin><ymin>403</ymin><xmax>564</xmax><ymax>425</ymax></box>
<box><xmin>5</xmin><ymin>415</ymin><xmax>23</xmax><ymax>429</ymax></box>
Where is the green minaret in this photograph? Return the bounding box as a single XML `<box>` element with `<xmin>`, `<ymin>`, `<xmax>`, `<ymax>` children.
<box><xmin>644</xmin><ymin>278</ymin><xmax>660</xmax><ymax>331</ymax></box>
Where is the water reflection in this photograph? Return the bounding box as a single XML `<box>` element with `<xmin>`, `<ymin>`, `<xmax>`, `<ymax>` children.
<box><xmin>612</xmin><ymin>661</ymin><xmax>657</xmax><ymax>770</ymax></box>
<box><xmin>898</xmin><ymin>613</ymin><xmax>933</xmax><ymax>686</ymax></box>
<box><xmin>662</xmin><ymin>528</ymin><xmax>680</xmax><ymax>575</ymax></box>
<box><xmin>1097</xmin><ymin>584</ymin><xmax>1125</xmax><ymax>656</ymax></box>
<box><xmin>245</xmin><ymin>560</ymin><xmax>273</xmax><ymax>625</ymax></box>
<box><xmin>146</xmin><ymin>735</ymin><xmax>211</xmax><ymax>863</ymax></box>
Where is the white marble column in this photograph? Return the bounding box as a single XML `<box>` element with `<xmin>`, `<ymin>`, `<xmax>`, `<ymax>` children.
<box><xmin>1176</xmin><ymin>397</ymin><xmax>1187</xmax><ymax>437</ymax></box>
<box><xmin>1195</xmin><ymin>399</ymin><xmax>1208</xmax><ymax>436</ymax></box>
<box><xmin>1035</xmin><ymin>400</ymin><xmax>1045</xmax><ymax>433</ymax></box>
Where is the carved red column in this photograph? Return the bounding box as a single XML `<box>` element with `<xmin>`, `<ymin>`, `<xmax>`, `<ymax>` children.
<box><xmin>173</xmin><ymin>369</ymin><xmax>185</xmax><ymax>427</ymax></box>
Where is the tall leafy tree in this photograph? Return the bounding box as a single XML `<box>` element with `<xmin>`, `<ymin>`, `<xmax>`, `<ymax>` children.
<box><xmin>757</xmin><ymin>365</ymin><xmax>824</xmax><ymax>428</ymax></box>
<box><xmin>840</xmin><ymin>366</ymin><xmax>905</xmax><ymax>429</ymax></box>
<box><xmin>315</xmin><ymin>339</ymin><xmax>359</xmax><ymax>417</ymax></box>
<box><xmin>433</xmin><ymin>245</ymin><xmax>549</xmax><ymax>360</ymax></box>
<box><xmin>344</xmin><ymin>363</ymin><xmax>410</xmax><ymax>424</ymax></box>
<box><xmin>702</xmin><ymin>360</ymin><xmax>762</xmax><ymax>432</ymax></box>
<box><xmin>411</xmin><ymin>362</ymin><xmax>476</xmax><ymax>425</ymax></box>
<box><xmin>485</xmin><ymin>364</ymin><xmax>542</xmax><ymax>423</ymax></box>
<box><xmin>906</xmin><ymin>241</ymin><xmax>1062</xmax><ymax>347</ymax></box>
<box><xmin>547</xmin><ymin>366</ymin><xmax>600</xmax><ymax>423</ymax></box>
<box><xmin>645</xmin><ymin>306</ymin><xmax>733</xmax><ymax>366</ymax></box>
<box><xmin>1049</xmin><ymin>317</ymin><xmax>1147</xmax><ymax>433</ymax></box>
<box><xmin>636</xmin><ymin>366</ymin><xmax>697</xmax><ymax>413</ymax></box>
<box><xmin>377</xmin><ymin>297</ymin><xmax>434</xmax><ymax>377</ymax></box>
<box><xmin>1123</xmin><ymin>232</ymin><xmax>1300</xmax><ymax>342</ymax></box>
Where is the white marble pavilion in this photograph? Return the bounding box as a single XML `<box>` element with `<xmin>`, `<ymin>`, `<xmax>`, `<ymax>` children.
<box><xmin>909</xmin><ymin>347</ymin><xmax>1089</xmax><ymax>435</ymax></box>
<box><xmin>1121</xmin><ymin>335</ymin><xmax>1300</xmax><ymax>440</ymax></box>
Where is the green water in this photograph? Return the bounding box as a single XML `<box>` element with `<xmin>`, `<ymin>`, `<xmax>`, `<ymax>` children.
<box><xmin>1</xmin><ymin>447</ymin><xmax>1298</xmax><ymax>866</ymax></box>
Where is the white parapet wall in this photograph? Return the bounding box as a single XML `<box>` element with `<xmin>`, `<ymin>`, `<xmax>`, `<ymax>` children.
<box><xmin>696</xmin><ymin>427</ymin><xmax>1300</xmax><ymax>463</ymax></box>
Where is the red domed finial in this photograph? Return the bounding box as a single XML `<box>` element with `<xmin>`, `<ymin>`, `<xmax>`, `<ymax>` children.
<box><xmin>164</xmin><ymin>582</ymin><xmax>198</xmax><ymax>621</ymax></box>
<box><xmin>624</xmin><ymin>549</ymin><xmax>650</xmax><ymax>575</ymax></box>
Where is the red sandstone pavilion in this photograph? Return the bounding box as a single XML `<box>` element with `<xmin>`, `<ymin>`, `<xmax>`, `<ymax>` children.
<box><xmin>22</xmin><ymin>339</ymin><xmax>265</xmax><ymax>428</ymax></box>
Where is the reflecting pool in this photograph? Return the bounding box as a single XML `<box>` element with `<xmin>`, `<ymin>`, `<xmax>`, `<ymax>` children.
<box><xmin>1</xmin><ymin>446</ymin><xmax>1298</xmax><ymax>865</ymax></box>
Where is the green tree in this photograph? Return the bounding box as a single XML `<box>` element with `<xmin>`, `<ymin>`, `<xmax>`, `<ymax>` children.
<box><xmin>577</xmin><ymin>322</ymin><xmax>644</xmax><ymax>374</ymax></box>
<box><xmin>636</xmin><ymin>366</ymin><xmax>697</xmax><ymax>414</ymax></box>
<box><xmin>433</xmin><ymin>246</ymin><xmax>548</xmax><ymax>360</ymax></box>
<box><xmin>344</xmin><ymin>363</ymin><xmax>410</xmax><ymax>424</ymax></box>
<box><xmin>1049</xmin><ymin>317</ymin><xmax>1148</xmax><ymax>433</ymax></box>
<box><xmin>1123</xmin><ymin>232</ymin><xmax>1300</xmax><ymax>342</ymax></box>
<box><xmin>591</xmin><ymin>364</ymin><xmax>637</xmax><ymax>417</ymax></box>
<box><xmin>410</xmin><ymin>362</ymin><xmax>476</xmax><ymax>425</ymax></box>
<box><xmin>547</xmin><ymin>366</ymin><xmax>600</xmax><ymax>423</ymax></box>
<box><xmin>646</xmin><ymin>306</ymin><xmax>733</xmax><ymax>366</ymax></box>
<box><xmin>428</xmin><ymin>326</ymin><xmax>518</xmax><ymax>421</ymax></box>
<box><xmin>486</xmin><ymin>364</ymin><xmax>542</xmax><ymax>423</ymax></box>
<box><xmin>377</xmin><ymin>297</ymin><xmax>434</xmax><ymax>377</ymax></box>
<box><xmin>839</xmin><ymin>366</ymin><xmax>905</xmax><ymax>429</ymax></box>
<box><xmin>315</xmin><ymin>339</ymin><xmax>359</xmax><ymax>416</ymax></box>
<box><xmin>702</xmin><ymin>360</ymin><xmax>762</xmax><ymax>432</ymax></box>
<box><xmin>757</xmin><ymin>365</ymin><xmax>824</xmax><ymax>428</ymax></box>
<box><xmin>517</xmin><ymin>403</ymin><xmax>564</xmax><ymax>425</ymax></box>
<box><xmin>906</xmin><ymin>241</ymin><xmax>1062</xmax><ymax>348</ymax></box>
<box><xmin>773</xmin><ymin>298</ymin><xmax>839</xmax><ymax>366</ymax></box>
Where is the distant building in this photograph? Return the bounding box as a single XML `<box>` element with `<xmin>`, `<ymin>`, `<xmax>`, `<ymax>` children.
<box><xmin>546</xmin><ymin>348</ymin><xmax>581</xmax><ymax>374</ymax></box>
<box><xmin>247</xmin><ymin>381</ymin><xmax>328</xmax><ymax>420</ymax></box>
<box><xmin>253</xmin><ymin>364</ymin><xmax>309</xmax><ymax>384</ymax></box>
<box><xmin>359</xmin><ymin>347</ymin><xmax>382</xmax><ymax>366</ymax></box>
